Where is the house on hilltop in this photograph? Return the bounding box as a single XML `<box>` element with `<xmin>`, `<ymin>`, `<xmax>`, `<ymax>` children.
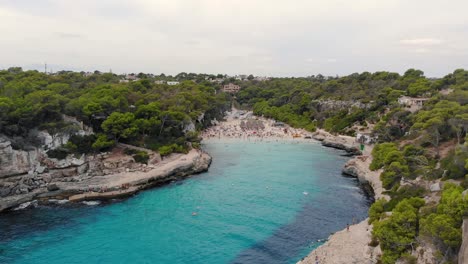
<box><xmin>356</xmin><ymin>132</ymin><xmax>377</xmax><ymax>144</ymax></box>
<box><xmin>223</xmin><ymin>83</ymin><xmax>241</xmax><ymax>93</ymax></box>
<box><xmin>398</xmin><ymin>96</ymin><xmax>429</xmax><ymax>112</ymax></box>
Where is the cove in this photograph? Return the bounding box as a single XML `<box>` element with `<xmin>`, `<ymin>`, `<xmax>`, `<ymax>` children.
<box><xmin>0</xmin><ymin>141</ymin><xmax>371</xmax><ymax>264</ymax></box>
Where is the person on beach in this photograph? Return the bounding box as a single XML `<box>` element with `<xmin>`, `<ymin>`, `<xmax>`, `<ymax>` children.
<box><xmin>346</xmin><ymin>223</ymin><xmax>350</xmax><ymax>231</ymax></box>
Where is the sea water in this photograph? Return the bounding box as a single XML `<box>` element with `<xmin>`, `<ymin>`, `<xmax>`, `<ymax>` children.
<box><xmin>0</xmin><ymin>141</ymin><xmax>371</xmax><ymax>264</ymax></box>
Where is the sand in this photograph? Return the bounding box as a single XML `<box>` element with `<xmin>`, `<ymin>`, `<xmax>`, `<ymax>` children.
<box><xmin>201</xmin><ymin>109</ymin><xmax>317</xmax><ymax>143</ymax></box>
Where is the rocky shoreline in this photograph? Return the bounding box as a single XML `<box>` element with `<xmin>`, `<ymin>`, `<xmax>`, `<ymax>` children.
<box><xmin>311</xmin><ymin>129</ymin><xmax>362</xmax><ymax>155</ymax></box>
<box><xmin>1</xmin><ymin>111</ymin><xmax>383</xmax><ymax>263</ymax></box>
<box><xmin>0</xmin><ymin>144</ymin><xmax>211</xmax><ymax>213</ymax></box>
<box><xmin>298</xmin><ymin>130</ymin><xmax>385</xmax><ymax>264</ymax></box>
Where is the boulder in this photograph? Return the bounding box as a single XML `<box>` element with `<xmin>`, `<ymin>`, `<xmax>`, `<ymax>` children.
<box><xmin>62</xmin><ymin>167</ymin><xmax>77</xmax><ymax>177</ymax></box>
<box><xmin>342</xmin><ymin>165</ymin><xmax>359</xmax><ymax>177</ymax></box>
<box><xmin>77</xmin><ymin>163</ymin><xmax>89</xmax><ymax>174</ymax></box>
<box><xmin>18</xmin><ymin>184</ymin><xmax>29</xmax><ymax>194</ymax></box>
<box><xmin>0</xmin><ymin>187</ymin><xmax>11</xmax><ymax>197</ymax></box>
<box><xmin>430</xmin><ymin>182</ymin><xmax>441</xmax><ymax>192</ymax></box>
<box><xmin>47</xmin><ymin>183</ymin><xmax>59</xmax><ymax>191</ymax></box>
<box><xmin>35</xmin><ymin>165</ymin><xmax>46</xmax><ymax>174</ymax></box>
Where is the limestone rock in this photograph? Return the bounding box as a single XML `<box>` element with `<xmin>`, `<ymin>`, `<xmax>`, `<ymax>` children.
<box><xmin>342</xmin><ymin>163</ymin><xmax>359</xmax><ymax>177</ymax></box>
<box><xmin>0</xmin><ymin>187</ymin><xmax>11</xmax><ymax>197</ymax></box>
<box><xmin>35</xmin><ymin>165</ymin><xmax>46</xmax><ymax>174</ymax></box>
<box><xmin>47</xmin><ymin>183</ymin><xmax>59</xmax><ymax>191</ymax></box>
<box><xmin>459</xmin><ymin>219</ymin><xmax>468</xmax><ymax>264</ymax></box>
<box><xmin>430</xmin><ymin>182</ymin><xmax>441</xmax><ymax>192</ymax></box>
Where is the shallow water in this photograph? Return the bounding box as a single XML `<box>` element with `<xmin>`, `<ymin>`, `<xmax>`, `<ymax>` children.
<box><xmin>0</xmin><ymin>141</ymin><xmax>371</xmax><ymax>264</ymax></box>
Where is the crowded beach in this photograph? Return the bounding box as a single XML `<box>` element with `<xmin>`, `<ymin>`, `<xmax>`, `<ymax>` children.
<box><xmin>201</xmin><ymin>109</ymin><xmax>314</xmax><ymax>142</ymax></box>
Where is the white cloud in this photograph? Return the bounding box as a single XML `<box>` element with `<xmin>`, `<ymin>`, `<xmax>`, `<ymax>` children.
<box><xmin>399</xmin><ymin>38</ymin><xmax>444</xmax><ymax>46</ymax></box>
<box><xmin>1</xmin><ymin>1</ymin><xmax>468</xmax><ymax>76</ymax></box>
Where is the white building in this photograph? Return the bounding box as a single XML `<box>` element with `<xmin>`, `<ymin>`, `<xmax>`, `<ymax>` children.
<box><xmin>125</xmin><ymin>74</ymin><xmax>138</xmax><ymax>81</ymax></box>
<box><xmin>356</xmin><ymin>132</ymin><xmax>377</xmax><ymax>144</ymax></box>
<box><xmin>223</xmin><ymin>83</ymin><xmax>241</xmax><ymax>93</ymax></box>
<box><xmin>167</xmin><ymin>81</ymin><xmax>180</xmax><ymax>85</ymax></box>
<box><xmin>398</xmin><ymin>96</ymin><xmax>429</xmax><ymax>112</ymax></box>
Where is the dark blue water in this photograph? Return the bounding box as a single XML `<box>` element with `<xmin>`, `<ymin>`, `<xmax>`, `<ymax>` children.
<box><xmin>0</xmin><ymin>141</ymin><xmax>371</xmax><ymax>264</ymax></box>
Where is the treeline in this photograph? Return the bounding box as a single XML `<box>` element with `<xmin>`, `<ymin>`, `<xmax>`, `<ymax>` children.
<box><xmin>235</xmin><ymin>69</ymin><xmax>468</xmax><ymax>136</ymax></box>
<box><xmin>0</xmin><ymin>67</ymin><xmax>230</xmax><ymax>156</ymax></box>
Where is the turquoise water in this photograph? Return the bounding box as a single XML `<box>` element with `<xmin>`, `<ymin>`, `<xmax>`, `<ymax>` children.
<box><xmin>0</xmin><ymin>141</ymin><xmax>371</xmax><ymax>264</ymax></box>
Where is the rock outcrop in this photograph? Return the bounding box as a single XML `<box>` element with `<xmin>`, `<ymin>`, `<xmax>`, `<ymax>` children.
<box><xmin>312</xmin><ymin>129</ymin><xmax>362</xmax><ymax>155</ymax></box>
<box><xmin>315</xmin><ymin>100</ymin><xmax>372</xmax><ymax>112</ymax></box>
<box><xmin>342</xmin><ymin>157</ymin><xmax>388</xmax><ymax>200</ymax></box>
<box><xmin>0</xmin><ymin>136</ymin><xmax>40</xmax><ymax>178</ymax></box>
<box><xmin>298</xmin><ymin>218</ymin><xmax>381</xmax><ymax>264</ymax></box>
<box><xmin>460</xmin><ymin>219</ymin><xmax>468</xmax><ymax>264</ymax></box>
<box><xmin>0</xmin><ymin>136</ymin><xmax>212</xmax><ymax>213</ymax></box>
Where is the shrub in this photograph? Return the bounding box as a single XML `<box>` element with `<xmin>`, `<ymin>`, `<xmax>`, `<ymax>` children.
<box><xmin>133</xmin><ymin>151</ymin><xmax>149</xmax><ymax>164</ymax></box>
<box><xmin>91</xmin><ymin>134</ymin><xmax>115</xmax><ymax>152</ymax></box>
<box><xmin>369</xmin><ymin>198</ymin><xmax>387</xmax><ymax>224</ymax></box>
<box><xmin>440</xmin><ymin>147</ymin><xmax>468</xmax><ymax>179</ymax></box>
<box><xmin>46</xmin><ymin>148</ymin><xmax>68</xmax><ymax>160</ymax></box>
<box><xmin>380</xmin><ymin>161</ymin><xmax>409</xmax><ymax>190</ymax></box>
<box><xmin>385</xmin><ymin>185</ymin><xmax>426</xmax><ymax>211</ymax></box>
<box><xmin>373</xmin><ymin>198</ymin><xmax>425</xmax><ymax>264</ymax></box>
<box><xmin>370</xmin><ymin>143</ymin><xmax>399</xmax><ymax>171</ymax></box>
<box><xmin>68</xmin><ymin>134</ymin><xmax>97</xmax><ymax>154</ymax></box>
<box><xmin>158</xmin><ymin>144</ymin><xmax>188</xmax><ymax>157</ymax></box>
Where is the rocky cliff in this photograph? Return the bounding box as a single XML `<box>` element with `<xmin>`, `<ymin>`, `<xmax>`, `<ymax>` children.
<box><xmin>341</xmin><ymin>157</ymin><xmax>388</xmax><ymax>200</ymax></box>
<box><xmin>315</xmin><ymin>100</ymin><xmax>372</xmax><ymax>112</ymax></box>
<box><xmin>312</xmin><ymin>129</ymin><xmax>362</xmax><ymax>155</ymax></box>
<box><xmin>0</xmin><ymin>133</ymin><xmax>212</xmax><ymax>213</ymax></box>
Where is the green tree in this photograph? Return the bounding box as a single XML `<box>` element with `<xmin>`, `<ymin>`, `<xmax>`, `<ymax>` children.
<box><xmin>101</xmin><ymin>112</ymin><xmax>138</xmax><ymax>141</ymax></box>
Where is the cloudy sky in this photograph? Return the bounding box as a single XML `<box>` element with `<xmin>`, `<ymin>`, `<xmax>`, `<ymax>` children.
<box><xmin>1</xmin><ymin>0</ymin><xmax>468</xmax><ymax>77</ymax></box>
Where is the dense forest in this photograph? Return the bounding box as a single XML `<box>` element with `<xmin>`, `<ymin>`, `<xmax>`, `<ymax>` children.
<box><xmin>0</xmin><ymin>68</ymin><xmax>230</xmax><ymax>157</ymax></box>
<box><xmin>1</xmin><ymin>67</ymin><xmax>467</xmax><ymax>263</ymax></box>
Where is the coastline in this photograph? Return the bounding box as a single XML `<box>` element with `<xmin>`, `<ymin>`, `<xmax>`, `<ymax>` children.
<box><xmin>0</xmin><ymin>149</ymin><xmax>212</xmax><ymax>213</ymax></box>
<box><xmin>1</xmin><ymin>109</ymin><xmax>383</xmax><ymax>264</ymax></box>
<box><xmin>298</xmin><ymin>136</ymin><xmax>386</xmax><ymax>264</ymax></box>
<box><xmin>202</xmin><ymin>110</ymin><xmax>382</xmax><ymax>263</ymax></box>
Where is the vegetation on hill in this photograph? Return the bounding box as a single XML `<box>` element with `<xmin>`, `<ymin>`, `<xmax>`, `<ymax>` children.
<box><xmin>232</xmin><ymin>68</ymin><xmax>468</xmax><ymax>263</ymax></box>
<box><xmin>0</xmin><ymin>68</ymin><xmax>230</xmax><ymax>155</ymax></box>
<box><xmin>1</xmin><ymin>67</ymin><xmax>467</xmax><ymax>262</ymax></box>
